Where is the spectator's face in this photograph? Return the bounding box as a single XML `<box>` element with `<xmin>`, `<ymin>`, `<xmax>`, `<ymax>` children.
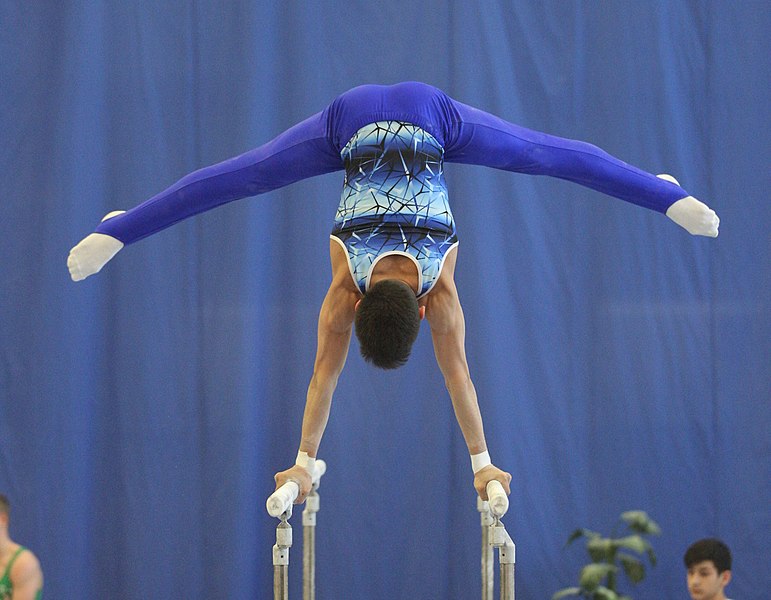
<box><xmin>687</xmin><ymin>560</ymin><xmax>731</xmax><ymax>600</ymax></box>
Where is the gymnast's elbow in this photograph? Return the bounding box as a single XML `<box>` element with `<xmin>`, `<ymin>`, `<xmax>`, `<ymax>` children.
<box><xmin>442</xmin><ymin>368</ymin><xmax>474</xmax><ymax>397</ymax></box>
<box><xmin>308</xmin><ymin>365</ymin><xmax>342</xmax><ymax>397</ymax></box>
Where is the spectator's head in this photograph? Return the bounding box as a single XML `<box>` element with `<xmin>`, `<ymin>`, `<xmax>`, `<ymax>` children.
<box><xmin>0</xmin><ymin>494</ymin><xmax>9</xmax><ymax>531</ymax></box>
<box><xmin>684</xmin><ymin>538</ymin><xmax>732</xmax><ymax>600</ymax></box>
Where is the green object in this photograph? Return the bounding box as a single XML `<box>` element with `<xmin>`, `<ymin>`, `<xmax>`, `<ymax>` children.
<box><xmin>552</xmin><ymin>511</ymin><xmax>661</xmax><ymax>600</ymax></box>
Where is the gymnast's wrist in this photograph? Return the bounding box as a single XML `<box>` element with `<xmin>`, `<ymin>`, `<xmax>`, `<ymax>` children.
<box><xmin>295</xmin><ymin>450</ymin><xmax>316</xmax><ymax>476</ymax></box>
<box><xmin>471</xmin><ymin>450</ymin><xmax>491</xmax><ymax>474</ymax></box>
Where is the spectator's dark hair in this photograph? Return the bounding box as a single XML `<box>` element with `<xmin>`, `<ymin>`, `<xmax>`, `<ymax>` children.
<box><xmin>684</xmin><ymin>538</ymin><xmax>732</xmax><ymax>573</ymax></box>
<box><xmin>355</xmin><ymin>279</ymin><xmax>421</xmax><ymax>369</ymax></box>
<box><xmin>0</xmin><ymin>494</ymin><xmax>9</xmax><ymax>517</ymax></box>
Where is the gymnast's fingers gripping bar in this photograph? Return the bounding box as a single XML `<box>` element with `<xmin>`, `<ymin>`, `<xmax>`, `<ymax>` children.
<box><xmin>486</xmin><ymin>480</ymin><xmax>509</xmax><ymax>518</ymax></box>
<box><xmin>266</xmin><ymin>460</ymin><xmax>327</xmax><ymax>518</ymax></box>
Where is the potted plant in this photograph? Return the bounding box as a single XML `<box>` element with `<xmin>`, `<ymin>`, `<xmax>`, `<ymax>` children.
<box><xmin>552</xmin><ymin>510</ymin><xmax>661</xmax><ymax>600</ymax></box>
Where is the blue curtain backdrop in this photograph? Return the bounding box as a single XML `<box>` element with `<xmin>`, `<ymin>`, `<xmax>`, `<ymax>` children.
<box><xmin>1</xmin><ymin>2</ymin><xmax>769</xmax><ymax>598</ymax></box>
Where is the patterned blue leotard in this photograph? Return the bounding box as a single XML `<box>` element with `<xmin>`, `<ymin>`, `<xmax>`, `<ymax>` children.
<box><xmin>331</xmin><ymin>120</ymin><xmax>457</xmax><ymax>297</ymax></box>
<box><xmin>95</xmin><ymin>82</ymin><xmax>692</xmax><ymax>294</ymax></box>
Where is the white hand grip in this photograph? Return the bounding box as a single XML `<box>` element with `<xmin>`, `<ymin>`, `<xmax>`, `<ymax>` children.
<box><xmin>486</xmin><ymin>480</ymin><xmax>509</xmax><ymax>518</ymax></box>
<box><xmin>266</xmin><ymin>481</ymin><xmax>299</xmax><ymax>518</ymax></box>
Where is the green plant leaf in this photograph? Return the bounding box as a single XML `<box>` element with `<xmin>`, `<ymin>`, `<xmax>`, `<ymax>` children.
<box><xmin>618</xmin><ymin>553</ymin><xmax>646</xmax><ymax>584</ymax></box>
<box><xmin>579</xmin><ymin>563</ymin><xmax>617</xmax><ymax>591</ymax></box>
<box><xmin>567</xmin><ymin>528</ymin><xmax>601</xmax><ymax>546</ymax></box>
<box><xmin>621</xmin><ymin>511</ymin><xmax>661</xmax><ymax>535</ymax></box>
<box><xmin>587</xmin><ymin>537</ymin><xmax>616</xmax><ymax>562</ymax></box>
<box><xmin>552</xmin><ymin>587</ymin><xmax>583</xmax><ymax>600</ymax></box>
<box><xmin>592</xmin><ymin>586</ymin><xmax>620</xmax><ymax>600</ymax></box>
<box><xmin>555</xmin><ymin>511</ymin><xmax>661</xmax><ymax>600</ymax></box>
<box><xmin>616</xmin><ymin>535</ymin><xmax>651</xmax><ymax>556</ymax></box>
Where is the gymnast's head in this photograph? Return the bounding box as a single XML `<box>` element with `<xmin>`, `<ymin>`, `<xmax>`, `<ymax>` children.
<box><xmin>355</xmin><ymin>279</ymin><xmax>424</xmax><ymax>369</ymax></box>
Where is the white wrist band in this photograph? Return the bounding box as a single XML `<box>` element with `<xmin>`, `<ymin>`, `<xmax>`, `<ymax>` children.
<box><xmin>471</xmin><ymin>451</ymin><xmax>491</xmax><ymax>474</ymax></box>
<box><xmin>295</xmin><ymin>450</ymin><xmax>316</xmax><ymax>475</ymax></box>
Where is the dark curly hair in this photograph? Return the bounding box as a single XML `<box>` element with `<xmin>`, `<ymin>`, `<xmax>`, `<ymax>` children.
<box><xmin>355</xmin><ymin>279</ymin><xmax>421</xmax><ymax>369</ymax></box>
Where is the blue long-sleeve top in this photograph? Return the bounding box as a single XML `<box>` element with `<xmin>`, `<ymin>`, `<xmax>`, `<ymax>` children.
<box><xmin>95</xmin><ymin>81</ymin><xmax>688</xmax><ymax>245</ymax></box>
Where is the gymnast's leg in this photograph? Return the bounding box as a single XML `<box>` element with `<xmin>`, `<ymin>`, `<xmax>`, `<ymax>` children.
<box><xmin>443</xmin><ymin>97</ymin><xmax>689</xmax><ymax>214</ymax></box>
<box><xmin>68</xmin><ymin>109</ymin><xmax>344</xmax><ymax>280</ymax></box>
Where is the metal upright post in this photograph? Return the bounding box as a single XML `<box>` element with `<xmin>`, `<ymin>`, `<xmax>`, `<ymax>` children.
<box><xmin>481</xmin><ymin>480</ymin><xmax>514</xmax><ymax>600</ymax></box>
<box><xmin>273</xmin><ymin>511</ymin><xmax>292</xmax><ymax>600</ymax></box>
<box><xmin>492</xmin><ymin>519</ymin><xmax>515</xmax><ymax>600</ymax></box>
<box><xmin>302</xmin><ymin>487</ymin><xmax>320</xmax><ymax>600</ymax></box>
<box><xmin>477</xmin><ymin>496</ymin><xmax>494</xmax><ymax>600</ymax></box>
<box><xmin>266</xmin><ymin>459</ymin><xmax>327</xmax><ymax>600</ymax></box>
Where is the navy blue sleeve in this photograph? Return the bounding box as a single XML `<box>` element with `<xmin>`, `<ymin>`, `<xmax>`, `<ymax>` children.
<box><xmin>96</xmin><ymin>110</ymin><xmax>342</xmax><ymax>245</ymax></box>
<box><xmin>443</xmin><ymin>99</ymin><xmax>688</xmax><ymax>213</ymax></box>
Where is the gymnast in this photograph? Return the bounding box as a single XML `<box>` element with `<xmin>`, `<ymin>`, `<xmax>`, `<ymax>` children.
<box><xmin>68</xmin><ymin>81</ymin><xmax>719</xmax><ymax>503</ymax></box>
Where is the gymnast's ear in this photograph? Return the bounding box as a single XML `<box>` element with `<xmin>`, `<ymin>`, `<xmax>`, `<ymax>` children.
<box><xmin>355</xmin><ymin>299</ymin><xmax>362</xmax><ymax>312</ymax></box>
<box><xmin>419</xmin><ymin>306</ymin><xmax>425</xmax><ymax>320</ymax></box>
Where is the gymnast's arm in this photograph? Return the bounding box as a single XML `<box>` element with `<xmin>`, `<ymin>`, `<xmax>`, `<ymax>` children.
<box><xmin>273</xmin><ymin>243</ymin><xmax>358</xmax><ymax>503</ymax></box>
<box><xmin>443</xmin><ymin>100</ymin><xmax>719</xmax><ymax>237</ymax></box>
<box><xmin>424</xmin><ymin>251</ymin><xmax>512</xmax><ymax>500</ymax></box>
<box><xmin>68</xmin><ymin>110</ymin><xmax>343</xmax><ymax>281</ymax></box>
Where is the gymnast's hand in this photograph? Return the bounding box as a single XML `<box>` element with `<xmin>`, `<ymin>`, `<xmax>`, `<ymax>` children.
<box><xmin>67</xmin><ymin>211</ymin><xmax>126</xmax><ymax>281</ymax></box>
<box><xmin>474</xmin><ymin>464</ymin><xmax>512</xmax><ymax>501</ymax></box>
<box><xmin>658</xmin><ymin>174</ymin><xmax>720</xmax><ymax>237</ymax></box>
<box><xmin>274</xmin><ymin>464</ymin><xmax>313</xmax><ymax>504</ymax></box>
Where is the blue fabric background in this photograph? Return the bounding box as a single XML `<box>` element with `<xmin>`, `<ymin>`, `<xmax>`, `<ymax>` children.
<box><xmin>1</xmin><ymin>2</ymin><xmax>769</xmax><ymax>598</ymax></box>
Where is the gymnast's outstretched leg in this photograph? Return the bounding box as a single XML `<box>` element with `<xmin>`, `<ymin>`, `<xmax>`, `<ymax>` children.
<box><xmin>67</xmin><ymin>110</ymin><xmax>344</xmax><ymax>280</ymax></box>
<box><xmin>443</xmin><ymin>97</ymin><xmax>719</xmax><ymax>236</ymax></box>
